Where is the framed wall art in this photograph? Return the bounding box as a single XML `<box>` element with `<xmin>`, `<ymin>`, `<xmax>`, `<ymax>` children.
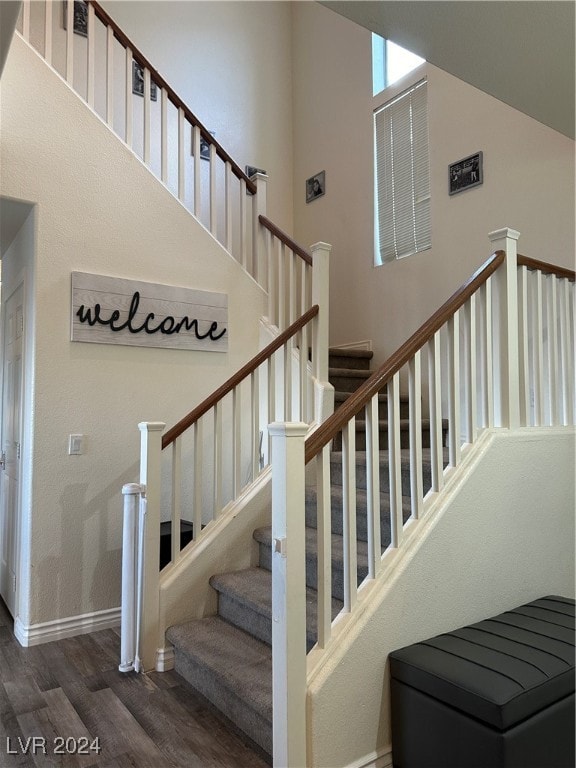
<box><xmin>63</xmin><ymin>0</ymin><xmax>88</xmax><ymax>37</ymax></box>
<box><xmin>306</xmin><ymin>170</ymin><xmax>325</xmax><ymax>203</ymax></box>
<box><xmin>449</xmin><ymin>152</ymin><xmax>483</xmax><ymax>195</ymax></box>
<box><xmin>132</xmin><ymin>61</ymin><xmax>158</xmax><ymax>101</ymax></box>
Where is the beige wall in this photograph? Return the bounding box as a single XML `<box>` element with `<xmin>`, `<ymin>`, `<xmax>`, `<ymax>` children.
<box><xmin>100</xmin><ymin>0</ymin><xmax>295</xmax><ymax>232</ymax></box>
<box><xmin>1</xmin><ymin>35</ymin><xmax>267</xmax><ymax>629</ymax></box>
<box><xmin>292</xmin><ymin>2</ymin><xmax>575</xmax><ymax>366</ymax></box>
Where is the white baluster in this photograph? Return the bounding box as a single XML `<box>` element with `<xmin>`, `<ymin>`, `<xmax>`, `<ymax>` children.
<box><xmin>171</xmin><ymin>438</ymin><xmax>182</xmax><ymax>566</ymax></box>
<box><xmin>213</xmin><ymin>402</ymin><xmax>222</xmax><ymax>517</ymax></box>
<box><xmin>447</xmin><ymin>310</ymin><xmax>461</xmax><ymax>466</ymax></box>
<box><xmin>466</xmin><ymin>294</ymin><xmax>478</xmax><ymax>441</ymax></box>
<box><xmin>125</xmin><ymin>49</ymin><xmax>133</xmax><ymax>148</ymax></box>
<box><xmin>240</xmin><ymin>179</ymin><xmax>247</xmax><ymax>270</ymax></box>
<box><xmin>517</xmin><ymin>266</ymin><xmax>530</xmax><ymax>425</ymax></box>
<box><xmin>311</xmin><ymin>242</ymin><xmax>332</xmax><ymax>387</ymax></box>
<box><xmin>481</xmin><ymin>278</ymin><xmax>495</xmax><ymax>428</ymax></box>
<box><xmin>192</xmin><ymin>125</ymin><xmax>201</xmax><ymax>216</ymax></box>
<box><xmin>559</xmin><ymin>279</ymin><xmax>573</xmax><ymax>424</ymax></box>
<box><xmin>209</xmin><ymin>142</ymin><xmax>217</xmax><ymax>236</ymax></box>
<box><xmin>233</xmin><ymin>386</ymin><xmax>242</xmax><ymax>496</ymax></box>
<box><xmin>316</xmin><ymin>444</ymin><xmax>332</xmax><ymax>648</ymax></box>
<box><xmin>106</xmin><ymin>25</ymin><xmax>114</xmax><ymax>126</ymax></box>
<box><xmin>65</xmin><ymin>0</ymin><xmax>74</xmax><ymax>83</ymax></box>
<box><xmin>365</xmin><ymin>394</ymin><xmax>382</xmax><ymax>575</ymax></box>
<box><xmin>178</xmin><ymin>110</ymin><xmax>186</xmax><ymax>203</ymax></box>
<box><xmin>388</xmin><ymin>374</ymin><xmax>403</xmax><ymax>547</ymax></box>
<box><xmin>251</xmin><ymin>369</ymin><xmax>260</xmax><ymax>479</ymax></box>
<box><xmin>87</xmin><ymin>3</ymin><xmax>95</xmax><ymax>108</ymax></box>
<box><xmin>44</xmin><ymin>0</ymin><xmax>53</xmax><ymax>66</ymax></box>
<box><xmin>269</xmin><ymin>423</ymin><xmax>308</xmax><ymax>768</ymax></box>
<box><xmin>428</xmin><ymin>332</ymin><xmax>444</xmax><ymax>492</ymax></box>
<box><xmin>193</xmin><ymin>420</ymin><xmax>203</xmax><ymax>539</ymax></box>
<box><xmin>299</xmin><ymin>325</ymin><xmax>309</xmax><ymax>422</ymax></box>
<box><xmin>143</xmin><ymin>68</ymin><xmax>151</xmax><ymax>165</ymax></box>
<box><xmin>160</xmin><ymin>89</ymin><xmax>168</xmax><ymax>183</ymax></box>
<box><xmin>408</xmin><ymin>351</ymin><xmax>423</xmax><ymax>519</ymax></box>
<box><xmin>277</xmin><ymin>239</ymin><xmax>286</xmax><ymax>331</ymax></box>
<box><xmin>546</xmin><ymin>275</ymin><xmax>560</xmax><ymax>425</ymax></box>
<box><xmin>533</xmin><ymin>270</ymin><xmax>544</xmax><ymax>425</ymax></box>
<box><xmin>342</xmin><ymin>419</ymin><xmax>357</xmax><ymax>611</ymax></box>
<box><xmin>251</xmin><ymin>173</ymin><xmax>268</xmax><ymax>286</ymax></box>
<box><xmin>225</xmin><ymin>162</ymin><xmax>233</xmax><ymax>252</ymax></box>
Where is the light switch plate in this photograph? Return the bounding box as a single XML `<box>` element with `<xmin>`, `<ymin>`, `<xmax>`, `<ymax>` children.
<box><xmin>69</xmin><ymin>434</ymin><xmax>83</xmax><ymax>455</ymax></box>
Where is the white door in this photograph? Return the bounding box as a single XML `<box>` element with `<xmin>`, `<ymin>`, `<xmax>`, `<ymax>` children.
<box><xmin>0</xmin><ymin>283</ymin><xmax>23</xmax><ymax>616</ymax></box>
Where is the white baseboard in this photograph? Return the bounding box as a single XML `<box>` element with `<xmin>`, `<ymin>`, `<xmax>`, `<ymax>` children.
<box><xmin>155</xmin><ymin>645</ymin><xmax>175</xmax><ymax>671</ymax></box>
<box><xmin>14</xmin><ymin>607</ymin><xmax>121</xmax><ymax>647</ymax></box>
<box><xmin>346</xmin><ymin>745</ymin><xmax>393</xmax><ymax>768</ymax></box>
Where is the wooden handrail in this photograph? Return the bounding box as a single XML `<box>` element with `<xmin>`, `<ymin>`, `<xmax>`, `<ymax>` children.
<box><xmin>518</xmin><ymin>255</ymin><xmax>575</xmax><ymax>281</ymax></box>
<box><xmin>259</xmin><ymin>216</ymin><xmax>313</xmax><ymax>265</ymax></box>
<box><xmin>88</xmin><ymin>1</ymin><xmax>257</xmax><ymax>194</ymax></box>
<box><xmin>305</xmin><ymin>251</ymin><xmax>506</xmax><ymax>462</ymax></box>
<box><xmin>162</xmin><ymin>305</ymin><xmax>320</xmax><ymax>449</ymax></box>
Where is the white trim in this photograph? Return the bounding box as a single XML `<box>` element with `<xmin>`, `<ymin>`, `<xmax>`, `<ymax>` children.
<box><xmin>14</xmin><ymin>607</ymin><xmax>120</xmax><ymax>647</ymax></box>
<box><xmin>155</xmin><ymin>645</ymin><xmax>175</xmax><ymax>671</ymax></box>
<box><xmin>346</xmin><ymin>745</ymin><xmax>393</xmax><ymax>768</ymax></box>
<box><xmin>330</xmin><ymin>340</ymin><xmax>373</xmax><ymax>352</ymax></box>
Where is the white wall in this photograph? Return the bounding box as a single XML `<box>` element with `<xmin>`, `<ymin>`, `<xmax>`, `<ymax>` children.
<box><xmin>100</xmin><ymin>0</ymin><xmax>295</xmax><ymax>232</ymax></box>
<box><xmin>0</xmin><ymin>35</ymin><xmax>267</xmax><ymax>629</ymax></box>
<box><xmin>307</xmin><ymin>428</ymin><xmax>576</xmax><ymax>767</ymax></box>
<box><xmin>292</xmin><ymin>3</ymin><xmax>575</xmax><ymax>366</ymax></box>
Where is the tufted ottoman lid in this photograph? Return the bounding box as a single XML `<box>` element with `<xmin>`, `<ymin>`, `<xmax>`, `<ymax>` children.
<box><xmin>389</xmin><ymin>596</ymin><xmax>575</xmax><ymax>730</ymax></box>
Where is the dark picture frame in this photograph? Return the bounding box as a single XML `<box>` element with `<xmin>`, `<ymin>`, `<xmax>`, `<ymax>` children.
<box><xmin>63</xmin><ymin>0</ymin><xmax>88</xmax><ymax>37</ymax></box>
<box><xmin>132</xmin><ymin>61</ymin><xmax>158</xmax><ymax>101</ymax></box>
<box><xmin>449</xmin><ymin>152</ymin><xmax>483</xmax><ymax>195</ymax></box>
<box><xmin>306</xmin><ymin>171</ymin><xmax>325</xmax><ymax>203</ymax></box>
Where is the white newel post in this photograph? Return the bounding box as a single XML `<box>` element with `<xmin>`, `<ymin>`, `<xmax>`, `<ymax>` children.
<box><xmin>119</xmin><ymin>482</ymin><xmax>142</xmax><ymax>672</ymax></box>
<box><xmin>311</xmin><ymin>242</ymin><xmax>334</xmax><ymax>424</ymax></box>
<box><xmin>138</xmin><ymin>421</ymin><xmax>165</xmax><ymax>671</ymax></box>
<box><xmin>269</xmin><ymin>423</ymin><xmax>308</xmax><ymax>768</ymax></box>
<box><xmin>489</xmin><ymin>228</ymin><xmax>521</xmax><ymax>428</ymax></box>
<box><xmin>252</xmin><ymin>172</ymin><xmax>269</xmax><ymax>285</ymax></box>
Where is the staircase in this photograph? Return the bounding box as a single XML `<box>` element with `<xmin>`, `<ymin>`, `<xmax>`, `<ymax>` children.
<box><xmin>166</xmin><ymin>348</ymin><xmax>447</xmax><ymax>757</ymax></box>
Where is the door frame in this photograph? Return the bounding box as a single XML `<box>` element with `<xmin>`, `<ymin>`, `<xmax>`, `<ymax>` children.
<box><xmin>0</xmin><ymin>268</ymin><xmax>26</xmax><ymax>620</ymax></box>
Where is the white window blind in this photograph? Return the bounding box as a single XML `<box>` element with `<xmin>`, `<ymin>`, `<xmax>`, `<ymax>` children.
<box><xmin>375</xmin><ymin>78</ymin><xmax>431</xmax><ymax>264</ymax></box>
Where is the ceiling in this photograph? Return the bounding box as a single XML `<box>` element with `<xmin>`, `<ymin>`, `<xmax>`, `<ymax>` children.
<box><xmin>321</xmin><ymin>1</ymin><xmax>575</xmax><ymax>139</ymax></box>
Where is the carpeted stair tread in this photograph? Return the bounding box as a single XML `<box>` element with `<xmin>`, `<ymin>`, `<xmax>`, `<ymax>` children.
<box><xmin>253</xmin><ymin>525</ymin><xmax>370</xmax><ymax>599</ymax></box>
<box><xmin>305</xmin><ymin>484</ymin><xmax>412</xmax><ymax>542</ymax></box>
<box><xmin>166</xmin><ymin>616</ymin><xmax>273</xmax><ymax>751</ymax></box>
<box><xmin>210</xmin><ymin>567</ymin><xmax>344</xmax><ymax>649</ymax></box>
<box><xmin>329</xmin><ymin>348</ymin><xmax>373</xmax><ymax>371</ymax></box>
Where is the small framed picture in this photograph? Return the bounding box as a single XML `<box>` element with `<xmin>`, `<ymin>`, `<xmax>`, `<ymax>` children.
<box><xmin>306</xmin><ymin>171</ymin><xmax>325</xmax><ymax>203</ymax></box>
<box><xmin>132</xmin><ymin>61</ymin><xmax>158</xmax><ymax>101</ymax></box>
<box><xmin>245</xmin><ymin>166</ymin><xmax>267</xmax><ymax>179</ymax></box>
<box><xmin>63</xmin><ymin>0</ymin><xmax>88</xmax><ymax>37</ymax></box>
<box><xmin>191</xmin><ymin>131</ymin><xmax>215</xmax><ymax>160</ymax></box>
<box><xmin>449</xmin><ymin>152</ymin><xmax>483</xmax><ymax>195</ymax></box>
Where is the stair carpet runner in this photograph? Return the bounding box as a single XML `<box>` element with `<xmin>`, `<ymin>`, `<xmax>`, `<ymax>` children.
<box><xmin>166</xmin><ymin>348</ymin><xmax>444</xmax><ymax>757</ymax></box>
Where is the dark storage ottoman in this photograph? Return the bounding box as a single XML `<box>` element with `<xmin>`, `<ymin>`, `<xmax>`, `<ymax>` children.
<box><xmin>389</xmin><ymin>596</ymin><xmax>575</xmax><ymax>768</ymax></box>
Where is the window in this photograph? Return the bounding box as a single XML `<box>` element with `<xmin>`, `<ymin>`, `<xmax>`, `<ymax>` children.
<box><xmin>374</xmin><ymin>78</ymin><xmax>431</xmax><ymax>265</ymax></box>
<box><xmin>372</xmin><ymin>34</ymin><xmax>425</xmax><ymax>96</ymax></box>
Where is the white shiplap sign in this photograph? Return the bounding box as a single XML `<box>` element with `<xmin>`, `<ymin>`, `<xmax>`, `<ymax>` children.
<box><xmin>71</xmin><ymin>272</ymin><xmax>228</xmax><ymax>352</ymax></box>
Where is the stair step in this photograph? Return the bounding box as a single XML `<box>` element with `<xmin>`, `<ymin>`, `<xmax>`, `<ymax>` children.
<box><xmin>254</xmin><ymin>525</ymin><xmax>371</xmax><ymax>602</ymax></box>
<box><xmin>334</xmin><ymin>390</ymin><xmax>410</xmax><ymax>419</ymax></box>
<box><xmin>329</xmin><ymin>448</ymin><xmax>448</xmax><ymax>497</ymax></box>
<box><xmin>166</xmin><ymin>617</ymin><xmax>272</xmax><ymax>755</ymax></box>
<box><xmin>210</xmin><ymin>567</ymin><xmax>344</xmax><ymax>651</ymax></box>
<box><xmin>305</xmin><ymin>485</ymin><xmax>412</xmax><ymax>543</ymax></box>
<box><xmin>329</xmin><ymin>367</ymin><xmax>372</xmax><ymax>392</ymax></box>
<box><xmin>328</xmin><ymin>347</ymin><xmax>373</xmax><ymax>371</ymax></box>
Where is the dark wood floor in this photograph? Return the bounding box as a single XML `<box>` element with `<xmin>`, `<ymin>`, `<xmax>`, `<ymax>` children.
<box><xmin>0</xmin><ymin>600</ymin><xmax>270</xmax><ymax>767</ymax></box>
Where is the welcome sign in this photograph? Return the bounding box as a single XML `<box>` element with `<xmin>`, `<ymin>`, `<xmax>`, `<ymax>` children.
<box><xmin>71</xmin><ymin>272</ymin><xmax>228</xmax><ymax>352</ymax></box>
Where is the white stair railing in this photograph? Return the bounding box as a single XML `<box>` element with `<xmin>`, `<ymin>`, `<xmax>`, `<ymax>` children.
<box><xmin>272</xmin><ymin>228</ymin><xmax>575</xmax><ymax>766</ymax></box>
<box><xmin>16</xmin><ymin>0</ymin><xmax>273</xmax><ymax>286</ymax></box>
